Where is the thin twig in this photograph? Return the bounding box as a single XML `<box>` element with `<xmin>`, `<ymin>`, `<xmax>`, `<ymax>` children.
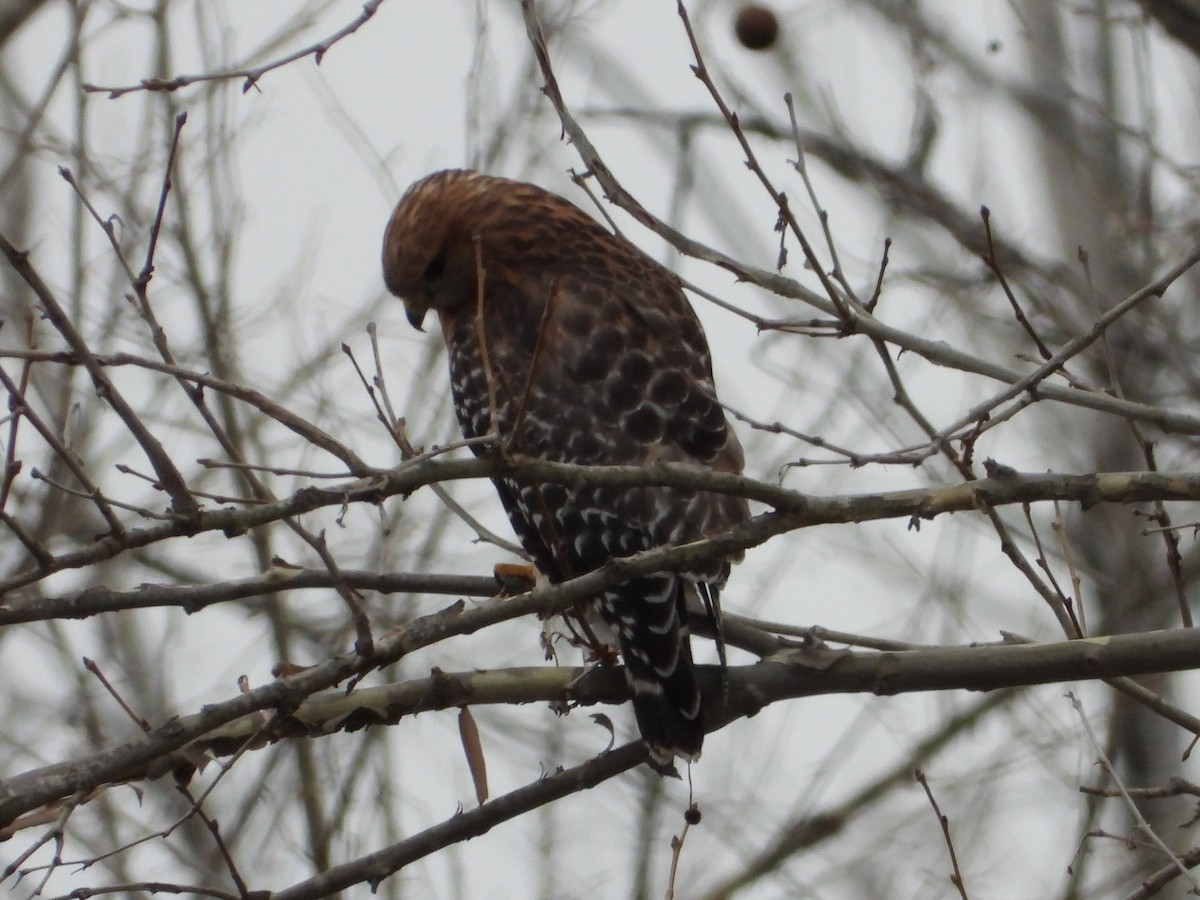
<box><xmin>81</xmin><ymin>0</ymin><xmax>386</xmax><ymax>97</ymax></box>
<box><xmin>936</xmin><ymin>242</ymin><xmax>1200</xmax><ymax>442</ymax></box>
<box><xmin>301</xmin><ymin>528</ymin><xmax>374</xmax><ymax>657</ymax></box>
<box><xmin>0</xmin><ymin>347</ymin><xmax>368</xmax><ymax>470</ymax></box>
<box><xmin>521</xmin><ymin>7</ymin><xmax>1200</xmax><ymax>438</ymax></box>
<box><xmin>784</xmin><ymin>91</ymin><xmax>855</xmax><ymax>299</ymax></box>
<box><xmin>1022</xmin><ymin>502</ymin><xmax>1078</xmax><ymax>628</ymax></box>
<box><xmin>980</xmin><ymin>207</ymin><xmax>1055</xmax><ymax>361</ymax></box>
<box><xmin>675</xmin><ymin>3</ymin><xmax>854</xmax><ymax>320</ymax></box>
<box><xmin>1050</xmin><ymin>499</ymin><xmax>1087</xmax><ymax>633</ymax></box>
<box><xmin>506</xmin><ymin>277</ymin><xmax>560</xmax><ymax>452</ymax></box>
<box><xmin>473</xmin><ymin>235</ymin><xmax>502</xmax><ymax>439</ymax></box>
<box><xmin>136</xmin><ymin>111</ymin><xmax>187</xmax><ymax>295</ymax></box>
<box><xmin>0</xmin><ymin>363</ymin><xmax>125</xmax><ymax>534</ymax></box>
<box><xmin>914</xmin><ymin>769</ymin><xmax>971</xmax><ymax>900</ymax></box>
<box><xmin>0</xmin><ymin>232</ymin><xmax>201</xmax><ymax>520</ymax></box>
<box><xmin>1068</xmin><ymin>691</ymin><xmax>1199</xmax><ymax>891</ymax></box>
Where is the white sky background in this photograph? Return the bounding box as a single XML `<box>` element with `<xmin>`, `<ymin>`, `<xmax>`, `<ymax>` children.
<box><xmin>5</xmin><ymin>1</ymin><xmax>1200</xmax><ymax>898</ymax></box>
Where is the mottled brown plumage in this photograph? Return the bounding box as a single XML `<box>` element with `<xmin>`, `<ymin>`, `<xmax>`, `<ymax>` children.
<box><xmin>382</xmin><ymin>169</ymin><xmax>748</xmax><ymax>772</ymax></box>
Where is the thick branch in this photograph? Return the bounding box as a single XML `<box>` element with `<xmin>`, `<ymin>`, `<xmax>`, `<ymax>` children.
<box><xmin>6</xmin><ymin>625</ymin><xmax>1200</xmax><ymax>832</ymax></box>
<box><xmin>0</xmin><ymin>569</ymin><xmax>503</xmax><ymax>626</ymax></box>
<box><xmin>2</xmin><ymin>461</ymin><xmax>1199</xmax><ymax>596</ymax></box>
<box><xmin>188</xmin><ymin>626</ymin><xmax>1200</xmax><ymax>762</ymax></box>
<box><xmin>269</xmin><ymin>740</ymin><xmax>647</xmax><ymax>900</ymax></box>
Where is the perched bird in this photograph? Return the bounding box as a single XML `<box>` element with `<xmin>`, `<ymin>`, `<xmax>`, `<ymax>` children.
<box><xmin>382</xmin><ymin>169</ymin><xmax>749</xmax><ymax>772</ymax></box>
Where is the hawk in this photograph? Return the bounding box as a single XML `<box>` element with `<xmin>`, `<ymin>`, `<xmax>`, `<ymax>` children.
<box><xmin>382</xmin><ymin>169</ymin><xmax>749</xmax><ymax>772</ymax></box>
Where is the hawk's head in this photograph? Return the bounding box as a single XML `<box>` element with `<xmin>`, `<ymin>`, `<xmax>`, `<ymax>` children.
<box><xmin>381</xmin><ymin>169</ymin><xmax>493</xmax><ymax>331</ymax></box>
<box><xmin>382</xmin><ymin>169</ymin><xmax>611</xmax><ymax>332</ymax></box>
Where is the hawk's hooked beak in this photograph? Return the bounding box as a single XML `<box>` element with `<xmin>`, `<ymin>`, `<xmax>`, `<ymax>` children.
<box><xmin>404</xmin><ymin>301</ymin><xmax>428</xmax><ymax>332</ymax></box>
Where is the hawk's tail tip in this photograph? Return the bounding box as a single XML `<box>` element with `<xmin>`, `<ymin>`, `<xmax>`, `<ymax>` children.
<box><xmin>646</xmin><ymin>742</ymin><xmax>701</xmax><ymax>778</ymax></box>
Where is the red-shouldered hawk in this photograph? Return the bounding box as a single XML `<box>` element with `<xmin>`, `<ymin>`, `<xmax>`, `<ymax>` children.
<box><xmin>382</xmin><ymin>169</ymin><xmax>749</xmax><ymax>773</ymax></box>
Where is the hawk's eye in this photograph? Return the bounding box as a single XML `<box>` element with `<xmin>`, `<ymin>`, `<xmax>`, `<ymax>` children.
<box><xmin>422</xmin><ymin>254</ymin><xmax>446</xmax><ymax>296</ymax></box>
